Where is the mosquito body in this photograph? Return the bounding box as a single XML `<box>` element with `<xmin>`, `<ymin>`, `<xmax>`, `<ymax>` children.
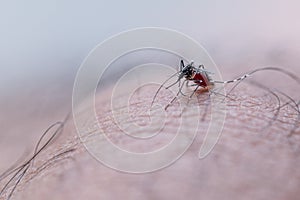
<box><xmin>179</xmin><ymin>60</ymin><xmax>214</xmax><ymax>90</ymax></box>
<box><xmin>151</xmin><ymin>60</ymin><xmax>217</xmax><ymax>110</ymax></box>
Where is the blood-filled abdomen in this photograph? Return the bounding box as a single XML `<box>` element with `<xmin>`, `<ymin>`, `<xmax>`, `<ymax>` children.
<box><xmin>192</xmin><ymin>73</ymin><xmax>209</xmax><ymax>87</ymax></box>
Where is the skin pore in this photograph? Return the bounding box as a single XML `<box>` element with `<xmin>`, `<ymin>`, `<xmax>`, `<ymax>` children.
<box><xmin>0</xmin><ymin>63</ymin><xmax>299</xmax><ymax>200</ymax></box>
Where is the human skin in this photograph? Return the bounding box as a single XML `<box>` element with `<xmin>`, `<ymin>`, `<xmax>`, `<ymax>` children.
<box><xmin>1</xmin><ymin>65</ymin><xmax>299</xmax><ymax>200</ymax></box>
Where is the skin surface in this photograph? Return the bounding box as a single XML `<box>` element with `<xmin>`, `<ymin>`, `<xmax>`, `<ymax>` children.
<box><xmin>1</xmin><ymin>68</ymin><xmax>299</xmax><ymax>200</ymax></box>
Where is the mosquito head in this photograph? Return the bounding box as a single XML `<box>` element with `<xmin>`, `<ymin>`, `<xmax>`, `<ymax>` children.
<box><xmin>181</xmin><ymin>64</ymin><xmax>195</xmax><ymax>79</ymax></box>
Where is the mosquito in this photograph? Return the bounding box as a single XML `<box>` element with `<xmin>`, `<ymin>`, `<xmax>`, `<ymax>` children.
<box><xmin>151</xmin><ymin>60</ymin><xmax>245</xmax><ymax>110</ymax></box>
<box><xmin>151</xmin><ymin>59</ymin><xmax>300</xmax><ymax>110</ymax></box>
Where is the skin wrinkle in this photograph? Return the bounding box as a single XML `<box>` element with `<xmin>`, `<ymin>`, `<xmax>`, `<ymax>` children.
<box><xmin>2</xmin><ymin>80</ymin><xmax>299</xmax><ymax>200</ymax></box>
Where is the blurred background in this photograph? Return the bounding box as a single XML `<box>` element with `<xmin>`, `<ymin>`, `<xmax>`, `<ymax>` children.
<box><xmin>1</xmin><ymin>0</ymin><xmax>300</xmax><ymax>171</ymax></box>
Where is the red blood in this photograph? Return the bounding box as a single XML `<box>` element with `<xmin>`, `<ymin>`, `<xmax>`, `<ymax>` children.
<box><xmin>192</xmin><ymin>73</ymin><xmax>209</xmax><ymax>87</ymax></box>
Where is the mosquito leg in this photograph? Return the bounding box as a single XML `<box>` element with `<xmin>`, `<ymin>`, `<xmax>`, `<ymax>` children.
<box><xmin>186</xmin><ymin>80</ymin><xmax>189</xmax><ymax>87</ymax></box>
<box><xmin>213</xmin><ymin>67</ymin><xmax>300</xmax><ymax>100</ymax></box>
<box><xmin>178</xmin><ymin>85</ymin><xmax>201</xmax><ymax>115</ymax></box>
<box><xmin>209</xmin><ymin>89</ymin><xmax>235</xmax><ymax>101</ymax></box>
<box><xmin>180</xmin><ymin>89</ymin><xmax>187</xmax><ymax>96</ymax></box>
<box><xmin>187</xmin><ymin>85</ymin><xmax>201</xmax><ymax>105</ymax></box>
<box><xmin>164</xmin><ymin>80</ymin><xmax>186</xmax><ymax>110</ymax></box>
<box><xmin>178</xmin><ymin>79</ymin><xmax>188</xmax><ymax>96</ymax></box>
<box><xmin>150</xmin><ymin>71</ymin><xmax>180</xmax><ymax>108</ymax></box>
<box><xmin>164</xmin><ymin>96</ymin><xmax>178</xmax><ymax>111</ymax></box>
<box><xmin>178</xmin><ymin>78</ymin><xmax>181</xmax><ymax>90</ymax></box>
